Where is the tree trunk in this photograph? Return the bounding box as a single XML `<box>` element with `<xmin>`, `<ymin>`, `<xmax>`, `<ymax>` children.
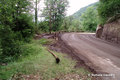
<box><xmin>49</xmin><ymin>8</ymin><xmax>52</xmax><ymax>34</ymax></box>
<box><xmin>35</xmin><ymin>0</ymin><xmax>38</xmax><ymax>27</ymax></box>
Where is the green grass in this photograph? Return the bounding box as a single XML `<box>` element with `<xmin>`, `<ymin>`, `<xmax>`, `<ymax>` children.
<box><xmin>38</xmin><ymin>38</ymin><xmax>55</xmax><ymax>45</ymax></box>
<box><xmin>0</xmin><ymin>39</ymin><xmax>91</xmax><ymax>80</ymax></box>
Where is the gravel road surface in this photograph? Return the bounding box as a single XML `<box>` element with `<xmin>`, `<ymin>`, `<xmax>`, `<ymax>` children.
<box><xmin>61</xmin><ymin>33</ymin><xmax>120</xmax><ymax>80</ymax></box>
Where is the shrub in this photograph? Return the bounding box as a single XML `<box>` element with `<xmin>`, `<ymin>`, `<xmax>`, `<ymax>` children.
<box><xmin>0</xmin><ymin>25</ymin><xmax>22</xmax><ymax>62</ymax></box>
<box><xmin>13</xmin><ymin>14</ymin><xmax>34</xmax><ymax>42</ymax></box>
<box><xmin>38</xmin><ymin>21</ymin><xmax>49</xmax><ymax>32</ymax></box>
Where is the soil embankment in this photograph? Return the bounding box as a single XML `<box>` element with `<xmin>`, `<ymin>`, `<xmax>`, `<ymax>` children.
<box><xmin>101</xmin><ymin>18</ymin><xmax>120</xmax><ymax>44</ymax></box>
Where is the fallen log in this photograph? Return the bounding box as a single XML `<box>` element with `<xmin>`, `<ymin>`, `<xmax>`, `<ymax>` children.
<box><xmin>47</xmin><ymin>49</ymin><xmax>60</xmax><ymax>64</ymax></box>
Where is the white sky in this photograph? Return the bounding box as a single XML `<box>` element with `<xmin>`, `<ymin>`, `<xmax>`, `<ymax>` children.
<box><xmin>38</xmin><ymin>0</ymin><xmax>99</xmax><ymax>18</ymax></box>
<box><xmin>67</xmin><ymin>0</ymin><xmax>99</xmax><ymax>16</ymax></box>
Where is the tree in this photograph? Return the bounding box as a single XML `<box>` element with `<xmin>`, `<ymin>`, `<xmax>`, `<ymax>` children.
<box><xmin>98</xmin><ymin>0</ymin><xmax>120</xmax><ymax>24</ymax></box>
<box><xmin>0</xmin><ymin>0</ymin><xmax>34</xmax><ymax>62</ymax></box>
<box><xmin>35</xmin><ymin>0</ymin><xmax>38</xmax><ymax>26</ymax></box>
<box><xmin>61</xmin><ymin>16</ymin><xmax>81</xmax><ymax>32</ymax></box>
<box><xmin>42</xmin><ymin>0</ymin><xmax>68</xmax><ymax>33</ymax></box>
<box><xmin>35</xmin><ymin>0</ymin><xmax>41</xmax><ymax>27</ymax></box>
<box><xmin>80</xmin><ymin>6</ymin><xmax>98</xmax><ymax>31</ymax></box>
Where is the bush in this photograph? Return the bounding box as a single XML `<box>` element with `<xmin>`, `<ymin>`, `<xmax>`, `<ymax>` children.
<box><xmin>13</xmin><ymin>14</ymin><xmax>34</xmax><ymax>42</ymax></box>
<box><xmin>0</xmin><ymin>0</ymin><xmax>34</xmax><ymax>63</ymax></box>
<box><xmin>0</xmin><ymin>13</ymin><xmax>34</xmax><ymax>62</ymax></box>
<box><xmin>0</xmin><ymin>25</ymin><xmax>22</xmax><ymax>62</ymax></box>
<box><xmin>38</xmin><ymin>21</ymin><xmax>49</xmax><ymax>32</ymax></box>
<box><xmin>98</xmin><ymin>0</ymin><xmax>120</xmax><ymax>24</ymax></box>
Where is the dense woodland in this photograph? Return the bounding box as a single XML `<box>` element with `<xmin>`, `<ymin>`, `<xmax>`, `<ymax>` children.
<box><xmin>0</xmin><ymin>0</ymin><xmax>120</xmax><ymax>64</ymax></box>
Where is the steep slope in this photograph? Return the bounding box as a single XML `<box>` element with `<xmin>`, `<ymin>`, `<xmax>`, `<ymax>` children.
<box><xmin>96</xmin><ymin>0</ymin><xmax>120</xmax><ymax>44</ymax></box>
<box><xmin>101</xmin><ymin>16</ymin><xmax>120</xmax><ymax>44</ymax></box>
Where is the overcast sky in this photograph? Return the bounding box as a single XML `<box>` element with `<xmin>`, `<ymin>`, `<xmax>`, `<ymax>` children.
<box><xmin>38</xmin><ymin>0</ymin><xmax>99</xmax><ymax>17</ymax></box>
<box><xmin>67</xmin><ymin>0</ymin><xmax>99</xmax><ymax>16</ymax></box>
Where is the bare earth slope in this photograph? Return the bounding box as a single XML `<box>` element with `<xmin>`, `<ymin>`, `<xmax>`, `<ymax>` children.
<box><xmin>61</xmin><ymin>33</ymin><xmax>120</xmax><ymax>80</ymax></box>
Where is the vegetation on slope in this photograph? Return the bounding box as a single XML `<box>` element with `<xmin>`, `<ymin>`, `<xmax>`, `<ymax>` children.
<box><xmin>98</xmin><ymin>0</ymin><xmax>120</xmax><ymax>24</ymax></box>
<box><xmin>80</xmin><ymin>6</ymin><xmax>98</xmax><ymax>31</ymax></box>
<box><xmin>61</xmin><ymin>2</ymin><xmax>99</xmax><ymax>32</ymax></box>
<box><xmin>72</xmin><ymin>2</ymin><xmax>98</xmax><ymax>20</ymax></box>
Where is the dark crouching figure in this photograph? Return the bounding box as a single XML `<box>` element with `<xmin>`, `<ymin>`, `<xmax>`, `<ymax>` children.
<box><xmin>96</xmin><ymin>24</ymin><xmax>104</xmax><ymax>38</ymax></box>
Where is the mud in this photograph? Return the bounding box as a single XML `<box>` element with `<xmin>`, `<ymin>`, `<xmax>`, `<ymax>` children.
<box><xmin>36</xmin><ymin>33</ymin><xmax>104</xmax><ymax>80</ymax></box>
<box><xmin>49</xmin><ymin>33</ymin><xmax>97</xmax><ymax>73</ymax></box>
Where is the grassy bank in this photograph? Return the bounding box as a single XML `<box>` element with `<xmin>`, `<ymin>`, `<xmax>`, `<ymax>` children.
<box><xmin>0</xmin><ymin>39</ymin><xmax>91</xmax><ymax>80</ymax></box>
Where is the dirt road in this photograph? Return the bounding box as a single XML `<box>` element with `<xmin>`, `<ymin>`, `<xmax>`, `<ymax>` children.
<box><xmin>61</xmin><ymin>33</ymin><xmax>120</xmax><ymax>80</ymax></box>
